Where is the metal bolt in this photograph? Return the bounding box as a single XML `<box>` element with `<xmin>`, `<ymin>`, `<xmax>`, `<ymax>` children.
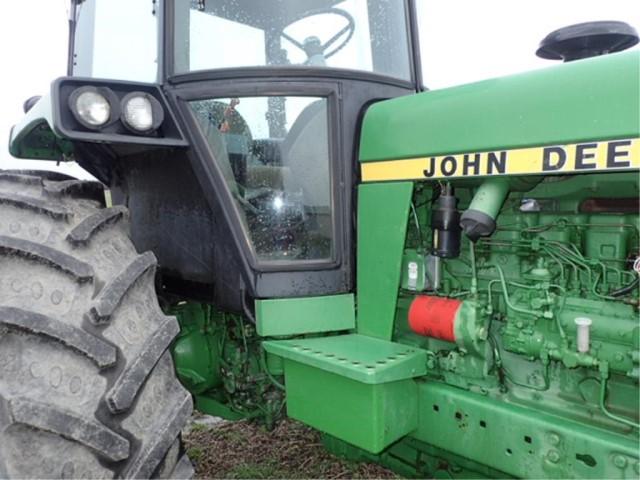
<box><xmin>547</xmin><ymin>450</ymin><xmax>560</xmax><ymax>463</ymax></box>
<box><xmin>547</xmin><ymin>433</ymin><xmax>561</xmax><ymax>446</ymax></box>
<box><xmin>613</xmin><ymin>455</ymin><xmax>627</xmax><ymax>469</ymax></box>
<box><xmin>615</xmin><ymin>353</ymin><xmax>624</xmax><ymax>362</ymax></box>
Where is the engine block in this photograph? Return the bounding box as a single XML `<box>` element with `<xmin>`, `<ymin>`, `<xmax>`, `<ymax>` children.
<box><xmin>386</xmin><ymin>171</ymin><xmax>639</xmax><ymax>477</ymax></box>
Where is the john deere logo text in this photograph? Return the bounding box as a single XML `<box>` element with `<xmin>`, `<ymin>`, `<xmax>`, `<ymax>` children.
<box><xmin>360</xmin><ymin>138</ymin><xmax>639</xmax><ymax>182</ymax></box>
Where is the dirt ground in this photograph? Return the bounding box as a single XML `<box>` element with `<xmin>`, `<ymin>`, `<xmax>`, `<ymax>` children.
<box><xmin>183</xmin><ymin>416</ymin><xmax>400</xmax><ymax>479</ymax></box>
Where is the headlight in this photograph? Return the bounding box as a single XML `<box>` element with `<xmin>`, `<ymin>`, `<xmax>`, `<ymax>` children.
<box><xmin>69</xmin><ymin>87</ymin><xmax>113</xmax><ymax>128</ymax></box>
<box><xmin>121</xmin><ymin>92</ymin><xmax>164</xmax><ymax>134</ymax></box>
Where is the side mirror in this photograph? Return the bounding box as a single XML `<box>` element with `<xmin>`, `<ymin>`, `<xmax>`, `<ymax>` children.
<box><xmin>23</xmin><ymin>95</ymin><xmax>42</xmax><ymax>113</ymax></box>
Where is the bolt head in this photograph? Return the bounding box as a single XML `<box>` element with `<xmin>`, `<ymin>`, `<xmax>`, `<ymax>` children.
<box><xmin>547</xmin><ymin>450</ymin><xmax>561</xmax><ymax>463</ymax></box>
<box><xmin>547</xmin><ymin>432</ymin><xmax>561</xmax><ymax>446</ymax></box>
<box><xmin>613</xmin><ymin>455</ymin><xmax>628</xmax><ymax>469</ymax></box>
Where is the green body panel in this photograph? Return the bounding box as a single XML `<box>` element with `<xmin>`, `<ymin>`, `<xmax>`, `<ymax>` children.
<box><xmin>8</xmin><ymin>93</ymin><xmax>72</xmax><ymax>161</ymax></box>
<box><xmin>360</xmin><ymin>51</ymin><xmax>640</xmax><ymax>162</ymax></box>
<box><xmin>357</xmin><ymin>182</ymin><xmax>413</xmax><ymax>339</ymax></box>
<box><xmin>255</xmin><ymin>294</ymin><xmax>355</xmax><ymax>336</ymax></box>
<box><xmin>323</xmin><ymin>380</ymin><xmax>638</xmax><ymax>479</ymax></box>
<box><xmin>263</xmin><ymin>334</ymin><xmax>427</xmax><ymax>384</ymax></box>
<box><xmin>322</xmin><ymin>433</ymin><xmax>512</xmax><ymax>479</ymax></box>
<box><xmin>415</xmin><ymin>382</ymin><xmax>638</xmax><ymax>479</ymax></box>
<box><xmin>283</xmin><ymin>360</ymin><xmax>418</xmax><ymax>453</ymax></box>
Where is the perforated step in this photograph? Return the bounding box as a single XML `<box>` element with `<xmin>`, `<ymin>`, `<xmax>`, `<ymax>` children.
<box><xmin>263</xmin><ymin>334</ymin><xmax>427</xmax><ymax>384</ymax></box>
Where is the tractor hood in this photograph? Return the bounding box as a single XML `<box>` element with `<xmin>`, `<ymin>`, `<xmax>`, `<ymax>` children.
<box><xmin>359</xmin><ymin>50</ymin><xmax>640</xmax><ymax>178</ymax></box>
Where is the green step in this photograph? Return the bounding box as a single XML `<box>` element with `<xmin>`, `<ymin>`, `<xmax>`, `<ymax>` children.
<box><xmin>264</xmin><ymin>334</ymin><xmax>428</xmax><ymax>453</ymax></box>
<box><xmin>263</xmin><ymin>333</ymin><xmax>427</xmax><ymax>384</ymax></box>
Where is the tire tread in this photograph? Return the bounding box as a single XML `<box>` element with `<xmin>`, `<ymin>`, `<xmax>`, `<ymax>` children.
<box><xmin>88</xmin><ymin>252</ymin><xmax>156</xmax><ymax>324</ymax></box>
<box><xmin>7</xmin><ymin>397</ymin><xmax>130</xmax><ymax>462</ymax></box>
<box><xmin>67</xmin><ymin>206</ymin><xmax>127</xmax><ymax>246</ymax></box>
<box><xmin>0</xmin><ymin>235</ymin><xmax>94</xmax><ymax>282</ymax></box>
<box><xmin>0</xmin><ymin>306</ymin><xmax>116</xmax><ymax>369</ymax></box>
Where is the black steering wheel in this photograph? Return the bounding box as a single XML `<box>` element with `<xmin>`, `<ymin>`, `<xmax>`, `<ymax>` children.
<box><xmin>280</xmin><ymin>8</ymin><xmax>356</xmax><ymax>62</ymax></box>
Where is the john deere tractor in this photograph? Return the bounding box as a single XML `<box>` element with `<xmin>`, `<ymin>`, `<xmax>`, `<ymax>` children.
<box><xmin>1</xmin><ymin>1</ymin><xmax>639</xmax><ymax>478</ymax></box>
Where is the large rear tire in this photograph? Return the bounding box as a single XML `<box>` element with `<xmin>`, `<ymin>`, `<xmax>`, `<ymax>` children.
<box><xmin>0</xmin><ymin>171</ymin><xmax>194</xmax><ymax>479</ymax></box>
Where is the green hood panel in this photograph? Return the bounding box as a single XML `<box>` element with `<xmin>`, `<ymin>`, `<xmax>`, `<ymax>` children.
<box><xmin>359</xmin><ymin>50</ymin><xmax>640</xmax><ymax>163</ymax></box>
<box><xmin>8</xmin><ymin>93</ymin><xmax>73</xmax><ymax>161</ymax></box>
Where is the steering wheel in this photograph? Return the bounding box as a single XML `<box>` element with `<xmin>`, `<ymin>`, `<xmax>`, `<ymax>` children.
<box><xmin>280</xmin><ymin>8</ymin><xmax>356</xmax><ymax>62</ymax></box>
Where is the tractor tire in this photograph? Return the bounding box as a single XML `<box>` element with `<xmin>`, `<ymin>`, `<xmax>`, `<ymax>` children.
<box><xmin>0</xmin><ymin>171</ymin><xmax>194</xmax><ymax>479</ymax></box>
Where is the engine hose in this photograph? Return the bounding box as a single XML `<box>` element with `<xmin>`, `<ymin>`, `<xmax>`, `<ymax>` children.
<box><xmin>609</xmin><ymin>277</ymin><xmax>640</xmax><ymax>297</ymax></box>
<box><xmin>469</xmin><ymin>242</ymin><xmax>478</xmax><ymax>295</ymax></box>
<box><xmin>489</xmin><ymin>334</ymin><xmax>550</xmax><ymax>391</ymax></box>
<box><xmin>260</xmin><ymin>346</ymin><xmax>286</xmax><ymax>391</ymax></box>
<box><xmin>485</xmin><ymin>265</ymin><xmax>541</xmax><ymax>317</ymax></box>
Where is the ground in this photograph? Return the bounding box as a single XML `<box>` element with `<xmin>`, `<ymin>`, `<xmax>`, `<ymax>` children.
<box><xmin>183</xmin><ymin>415</ymin><xmax>399</xmax><ymax>479</ymax></box>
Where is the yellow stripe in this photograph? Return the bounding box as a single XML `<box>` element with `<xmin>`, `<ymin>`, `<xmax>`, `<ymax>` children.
<box><xmin>361</xmin><ymin>138</ymin><xmax>640</xmax><ymax>182</ymax></box>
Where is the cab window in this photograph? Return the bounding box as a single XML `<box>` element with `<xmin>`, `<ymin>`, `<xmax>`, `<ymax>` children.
<box><xmin>189</xmin><ymin>96</ymin><xmax>333</xmax><ymax>262</ymax></box>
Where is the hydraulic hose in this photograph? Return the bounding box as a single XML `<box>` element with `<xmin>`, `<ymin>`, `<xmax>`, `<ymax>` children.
<box><xmin>609</xmin><ymin>277</ymin><xmax>640</xmax><ymax>297</ymax></box>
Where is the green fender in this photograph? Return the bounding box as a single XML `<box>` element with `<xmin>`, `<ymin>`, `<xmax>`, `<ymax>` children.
<box><xmin>8</xmin><ymin>91</ymin><xmax>73</xmax><ymax>161</ymax></box>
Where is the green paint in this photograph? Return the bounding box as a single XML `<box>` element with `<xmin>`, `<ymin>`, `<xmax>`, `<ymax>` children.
<box><xmin>360</xmin><ymin>51</ymin><xmax>640</xmax><ymax>162</ymax></box>
<box><xmin>357</xmin><ymin>182</ymin><xmax>413</xmax><ymax>339</ymax></box>
<box><xmin>414</xmin><ymin>382</ymin><xmax>639</xmax><ymax>479</ymax></box>
<box><xmin>265</xmin><ymin>334</ymin><xmax>426</xmax><ymax>452</ymax></box>
<box><xmin>283</xmin><ymin>360</ymin><xmax>418</xmax><ymax>453</ymax></box>
<box><xmin>322</xmin><ymin>432</ymin><xmax>512</xmax><ymax>478</ymax></box>
<box><xmin>172</xmin><ymin>302</ymin><xmax>222</xmax><ymax>394</ymax></box>
<box><xmin>263</xmin><ymin>334</ymin><xmax>427</xmax><ymax>384</ymax></box>
<box><xmin>9</xmin><ymin>93</ymin><xmax>73</xmax><ymax>161</ymax></box>
<box><xmin>255</xmin><ymin>294</ymin><xmax>355</xmax><ymax>337</ymax></box>
<box><xmin>323</xmin><ymin>379</ymin><xmax>638</xmax><ymax>478</ymax></box>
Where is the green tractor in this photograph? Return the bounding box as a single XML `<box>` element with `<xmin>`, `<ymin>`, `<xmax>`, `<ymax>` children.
<box><xmin>2</xmin><ymin>1</ymin><xmax>639</xmax><ymax>478</ymax></box>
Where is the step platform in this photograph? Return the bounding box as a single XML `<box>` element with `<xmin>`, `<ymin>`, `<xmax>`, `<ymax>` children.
<box><xmin>264</xmin><ymin>334</ymin><xmax>427</xmax><ymax>453</ymax></box>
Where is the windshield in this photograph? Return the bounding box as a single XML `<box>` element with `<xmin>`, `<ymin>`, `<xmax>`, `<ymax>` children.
<box><xmin>173</xmin><ymin>0</ymin><xmax>411</xmax><ymax>80</ymax></box>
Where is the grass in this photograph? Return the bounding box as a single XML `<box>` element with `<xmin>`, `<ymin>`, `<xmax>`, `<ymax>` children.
<box><xmin>183</xmin><ymin>418</ymin><xmax>400</xmax><ymax>479</ymax></box>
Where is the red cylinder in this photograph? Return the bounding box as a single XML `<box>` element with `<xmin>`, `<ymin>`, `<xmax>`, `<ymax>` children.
<box><xmin>408</xmin><ymin>295</ymin><xmax>461</xmax><ymax>342</ymax></box>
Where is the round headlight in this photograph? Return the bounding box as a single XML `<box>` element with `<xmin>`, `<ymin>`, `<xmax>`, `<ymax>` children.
<box><xmin>74</xmin><ymin>90</ymin><xmax>111</xmax><ymax>127</ymax></box>
<box><xmin>121</xmin><ymin>92</ymin><xmax>164</xmax><ymax>134</ymax></box>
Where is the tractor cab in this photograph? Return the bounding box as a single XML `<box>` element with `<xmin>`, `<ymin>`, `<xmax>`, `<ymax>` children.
<box><xmin>60</xmin><ymin>0</ymin><xmax>422</xmax><ymax>309</ymax></box>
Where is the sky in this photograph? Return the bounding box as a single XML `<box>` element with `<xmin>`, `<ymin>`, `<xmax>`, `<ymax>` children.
<box><xmin>0</xmin><ymin>0</ymin><xmax>638</xmax><ymax>180</ymax></box>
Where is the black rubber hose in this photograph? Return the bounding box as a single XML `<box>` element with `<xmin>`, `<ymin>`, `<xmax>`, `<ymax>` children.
<box><xmin>609</xmin><ymin>277</ymin><xmax>640</xmax><ymax>297</ymax></box>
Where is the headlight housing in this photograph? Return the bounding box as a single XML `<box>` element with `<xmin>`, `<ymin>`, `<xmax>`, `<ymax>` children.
<box><xmin>121</xmin><ymin>92</ymin><xmax>164</xmax><ymax>134</ymax></box>
<box><xmin>68</xmin><ymin>86</ymin><xmax>117</xmax><ymax>129</ymax></box>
